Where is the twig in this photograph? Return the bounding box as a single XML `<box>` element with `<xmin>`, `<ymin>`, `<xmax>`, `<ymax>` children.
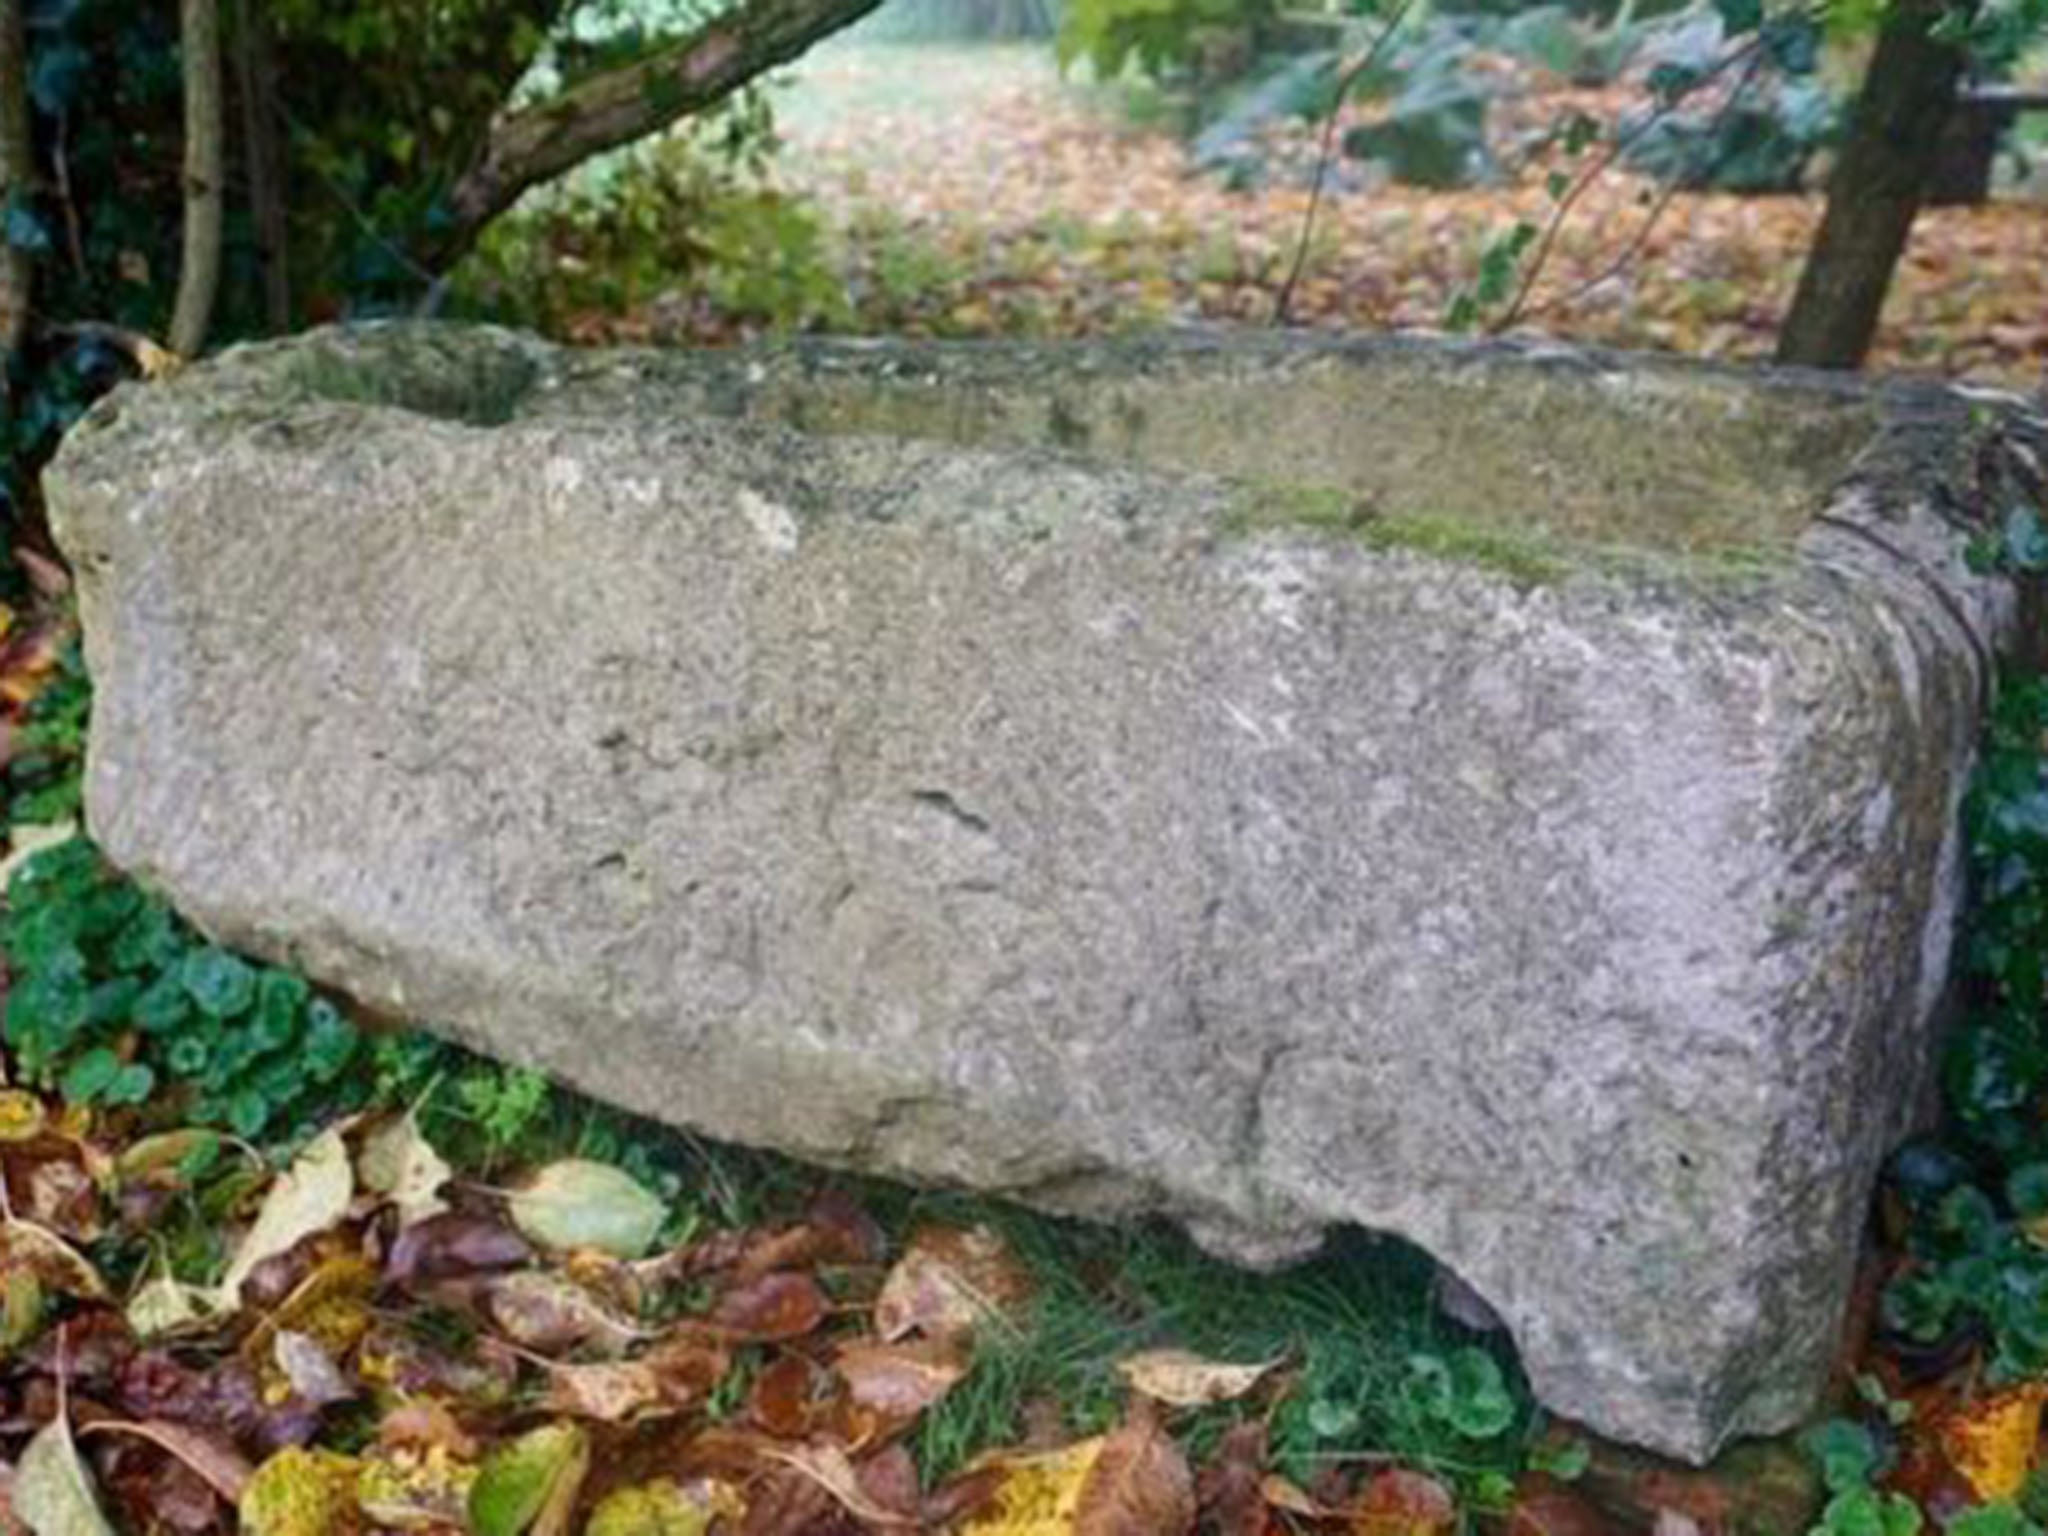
<box><xmin>1270</xmin><ymin>0</ymin><xmax>1416</xmax><ymax>328</ymax></box>
<box><xmin>1488</xmin><ymin>30</ymin><xmax>1766</xmax><ymax>334</ymax></box>
<box><xmin>1514</xmin><ymin>48</ymin><xmax>1768</xmax><ymax>325</ymax></box>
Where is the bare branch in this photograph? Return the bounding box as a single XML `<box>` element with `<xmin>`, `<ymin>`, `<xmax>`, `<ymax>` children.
<box><xmin>1271</xmin><ymin>0</ymin><xmax>1415</xmax><ymax>328</ymax></box>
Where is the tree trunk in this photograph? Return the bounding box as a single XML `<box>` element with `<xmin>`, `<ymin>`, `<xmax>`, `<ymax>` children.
<box><xmin>420</xmin><ymin>0</ymin><xmax>884</xmax><ymax>272</ymax></box>
<box><xmin>0</xmin><ymin>0</ymin><xmax>33</xmax><ymax>377</ymax></box>
<box><xmin>1775</xmin><ymin>0</ymin><xmax>1971</xmax><ymax>370</ymax></box>
<box><xmin>169</xmin><ymin>0</ymin><xmax>224</xmax><ymax>359</ymax></box>
<box><xmin>234</xmin><ymin>0</ymin><xmax>290</xmax><ymax>332</ymax></box>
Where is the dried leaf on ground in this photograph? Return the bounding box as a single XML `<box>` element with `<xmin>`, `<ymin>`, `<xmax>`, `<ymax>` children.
<box><xmin>274</xmin><ymin>1330</ymin><xmax>355</xmax><ymax>1407</ymax></box>
<box><xmin>760</xmin><ymin>1444</ymin><xmax>915</xmax><ymax>1529</ymax></box>
<box><xmin>357</xmin><ymin>1443</ymin><xmax>479</xmax><ymax>1530</ymax></box>
<box><xmin>1196</xmin><ymin>1423</ymin><xmax>1266</xmax><ymax>1536</ymax></box>
<box><xmin>124</xmin><ymin>1277</ymin><xmax>216</xmax><ymax>1340</ymax></box>
<box><xmin>219</xmin><ymin>1130</ymin><xmax>353</xmax><ymax>1309</ymax></box>
<box><xmin>386</xmin><ymin>1212</ymin><xmax>532</xmax><ymax>1288</ymax></box>
<box><xmin>510</xmin><ymin>1161</ymin><xmax>666</xmax><ymax>1259</ymax></box>
<box><xmin>13</xmin><ymin>1415</ymin><xmax>117</xmax><ymax>1536</ymax></box>
<box><xmin>1115</xmin><ymin>1350</ymin><xmax>1278</xmax><ymax>1408</ymax></box>
<box><xmin>1</xmin><ymin>1219</ymin><xmax>107</xmax><ymax>1300</ymax></box>
<box><xmin>587</xmin><ymin>1479</ymin><xmax>743</xmax><ymax>1536</ymax></box>
<box><xmin>1074</xmin><ymin>1412</ymin><xmax>1195</xmax><ymax>1536</ymax></box>
<box><xmin>543</xmin><ymin>1361</ymin><xmax>668</xmax><ymax>1423</ymax></box>
<box><xmin>357</xmin><ymin>1113</ymin><xmax>452</xmax><ymax>1229</ymax></box>
<box><xmin>962</xmin><ymin>1441</ymin><xmax>1103</xmax><ymax>1536</ymax></box>
<box><xmin>82</xmin><ymin>1420</ymin><xmax>254</xmax><ymax>1504</ymax></box>
<box><xmin>238</xmin><ymin>1448</ymin><xmax>361</xmax><ymax>1536</ymax></box>
<box><xmin>1349</xmin><ymin>1469</ymin><xmax>1457</xmax><ymax>1536</ymax></box>
<box><xmin>874</xmin><ymin>1225</ymin><xmax>1030</xmax><ymax>1344</ymax></box>
<box><xmin>833</xmin><ymin>1337</ymin><xmax>968</xmax><ymax>1419</ymax></box>
<box><xmin>1938</xmin><ymin>1383</ymin><xmax>2048</xmax><ymax>1502</ymax></box>
<box><xmin>483</xmin><ymin>1271</ymin><xmax>645</xmax><ymax>1355</ymax></box>
<box><xmin>705</xmin><ymin>1271</ymin><xmax>829</xmax><ymax>1343</ymax></box>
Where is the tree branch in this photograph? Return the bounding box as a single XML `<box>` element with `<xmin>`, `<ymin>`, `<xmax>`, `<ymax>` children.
<box><xmin>426</xmin><ymin>0</ymin><xmax>884</xmax><ymax>272</ymax></box>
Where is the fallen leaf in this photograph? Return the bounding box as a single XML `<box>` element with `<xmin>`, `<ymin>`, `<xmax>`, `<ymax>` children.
<box><xmin>1506</xmin><ymin>1479</ymin><xmax>1616</xmax><ymax>1536</ymax></box>
<box><xmin>961</xmin><ymin>1441</ymin><xmax>1104</xmax><ymax>1536</ymax></box>
<box><xmin>125</xmin><ymin>1276</ymin><xmax>217</xmax><ymax>1341</ymax></box>
<box><xmin>834</xmin><ymin>1337</ymin><xmax>969</xmax><ymax>1419</ymax></box>
<box><xmin>13</xmin><ymin>1414</ymin><xmax>117</xmax><ymax>1536</ymax></box>
<box><xmin>760</xmin><ymin>1444</ymin><xmax>916</xmax><ymax>1528</ymax></box>
<box><xmin>219</xmin><ymin>1130</ymin><xmax>353</xmax><ymax>1309</ymax></box>
<box><xmin>81</xmin><ymin>1420</ymin><xmax>254</xmax><ymax>1503</ymax></box>
<box><xmin>357</xmin><ymin>1444</ymin><xmax>478</xmax><ymax>1530</ymax></box>
<box><xmin>238</xmin><ymin>1448</ymin><xmax>361</xmax><ymax>1536</ymax></box>
<box><xmin>275</xmin><ymin>1330</ymin><xmax>355</xmax><ymax>1407</ymax></box>
<box><xmin>469</xmin><ymin>1423</ymin><xmax>590</xmax><ymax>1536</ymax></box>
<box><xmin>483</xmin><ymin>1271</ymin><xmax>644</xmax><ymax>1354</ymax></box>
<box><xmin>543</xmin><ymin>1361</ymin><xmax>666</xmax><ymax>1423</ymax></box>
<box><xmin>874</xmin><ymin>1225</ymin><xmax>1031</xmax><ymax>1344</ymax></box>
<box><xmin>386</xmin><ymin>1212</ymin><xmax>532</xmax><ymax>1287</ymax></box>
<box><xmin>1115</xmin><ymin>1350</ymin><xmax>1279</xmax><ymax>1408</ymax></box>
<box><xmin>1074</xmin><ymin>1413</ymin><xmax>1195</xmax><ymax>1536</ymax></box>
<box><xmin>357</xmin><ymin>1113</ymin><xmax>452</xmax><ymax>1229</ymax></box>
<box><xmin>1939</xmin><ymin>1383</ymin><xmax>2048</xmax><ymax>1502</ymax></box>
<box><xmin>1350</xmin><ymin>1469</ymin><xmax>1456</xmax><ymax>1536</ymax></box>
<box><xmin>1196</xmin><ymin>1423</ymin><xmax>1266</xmax><ymax>1536</ymax></box>
<box><xmin>0</xmin><ymin>1091</ymin><xmax>48</xmax><ymax>1142</ymax></box>
<box><xmin>748</xmin><ymin>1354</ymin><xmax>829</xmax><ymax>1439</ymax></box>
<box><xmin>1</xmin><ymin>1220</ymin><xmax>106</xmax><ymax>1300</ymax></box>
<box><xmin>510</xmin><ymin>1161</ymin><xmax>666</xmax><ymax>1258</ymax></box>
<box><xmin>586</xmin><ymin>1479</ymin><xmax>742</xmax><ymax>1536</ymax></box>
<box><xmin>116</xmin><ymin>1130</ymin><xmax>222</xmax><ymax>1184</ymax></box>
<box><xmin>705</xmin><ymin>1270</ymin><xmax>829</xmax><ymax>1342</ymax></box>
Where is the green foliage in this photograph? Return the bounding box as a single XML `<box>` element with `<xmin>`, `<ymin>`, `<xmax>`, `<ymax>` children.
<box><xmin>1802</xmin><ymin>1420</ymin><xmax>1924</xmax><ymax>1536</ymax></box>
<box><xmin>1</xmin><ymin>838</ymin><xmax>362</xmax><ymax>1137</ymax></box>
<box><xmin>3</xmin><ymin>634</ymin><xmax>89</xmax><ymax>826</ymax></box>
<box><xmin>458</xmin><ymin>135</ymin><xmax>850</xmax><ymax>339</ymax></box>
<box><xmin>1058</xmin><ymin>0</ymin><xmax>1272</xmax><ymax>83</ymax></box>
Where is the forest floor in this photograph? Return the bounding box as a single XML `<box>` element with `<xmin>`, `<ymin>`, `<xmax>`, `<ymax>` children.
<box><xmin>730</xmin><ymin>41</ymin><xmax>2048</xmax><ymax>386</ymax></box>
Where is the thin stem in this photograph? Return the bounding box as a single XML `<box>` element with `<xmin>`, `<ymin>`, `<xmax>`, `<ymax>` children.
<box><xmin>1271</xmin><ymin>0</ymin><xmax>1416</xmax><ymax>328</ymax></box>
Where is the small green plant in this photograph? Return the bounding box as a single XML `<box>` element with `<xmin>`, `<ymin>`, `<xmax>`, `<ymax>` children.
<box><xmin>4</xmin><ymin>634</ymin><xmax>89</xmax><ymax>828</ymax></box>
<box><xmin>2</xmin><ymin>838</ymin><xmax>362</xmax><ymax>1137</ymax></box>
<box><xmin>1802</xmin><ymin>1420</ymin><xmax>1922</xmax><ymax>1536</ymax></box>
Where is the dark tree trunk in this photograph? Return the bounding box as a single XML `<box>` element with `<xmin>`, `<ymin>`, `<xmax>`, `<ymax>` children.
<box><xmin>0</xmin><ymin>0</ymin><xmax>33</xmax><ymax>379</ymax></box>
<box><xmin>1775</xmin><ymin>0</ymin><xmax>1971</xmax><ymax>370</ymax></box>
<box><xmin>234</xmin><ymin>0</ymin><xmax>290</xmax><ymax>332</ymax></box>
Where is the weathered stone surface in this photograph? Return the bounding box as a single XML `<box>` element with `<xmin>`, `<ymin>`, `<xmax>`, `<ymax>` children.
<box><xmin>47</xmin><ymin>322</ymin><xmax>2048</xmax><ymax>1461</ymax></box>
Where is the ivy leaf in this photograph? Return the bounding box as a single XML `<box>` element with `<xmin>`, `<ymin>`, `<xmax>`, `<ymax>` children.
<box><xmin>1999</xmin><ymin>507</ymin><xmax>2048</xmax><ymax>572</ymax></box>
<box><xmin>1712</xmin><ymin>0</ymin><xmax>1763</xmax><ymax>33</ymax></box>
<box><xmin>58</xmin><ymin>1047</ymin><xmax>120</xmax><ymax>1105</ymax></box>
<box><xmin>180</xmin><ymin>947</ymin><xmax>257</xmax><ymax>1019</ymax></box>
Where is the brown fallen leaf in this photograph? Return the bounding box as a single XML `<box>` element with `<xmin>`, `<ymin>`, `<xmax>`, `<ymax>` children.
<box><xmin>1349</xmin><ymin>1469</ymin><xmax>1456</xmax><ymax>1536</ymax></box>
<box><xmin>1115</xmin><ymin>1350</ymin><xmax>1279</xmax><ymax>1409</ymax></box>
<box><xmin>544</xmin><ymin>1361</ymin><xmax>668</xmax><ymax>1423</ymax></box>
<box><xmin>748</xmin><ymin>1354</ymin><xmax>830</xmax><ymax>1439</ymax></box>
<box><xmin>386</xmin><ymin>1213</ymin><xmax>533</xmax><ymax>1288</ymax></box>
<box><xmin>1074</xmin><ymin>1411</ymin><xmax>1195</xmax><ymax>1536</ymax></box>
<box><xmin>483</xmin><ymin>1271</ymin><xmax>646</xmax><ymax>1355</ymax></box>
<box><xmin>1196</xmin><ymin>1423</ymin><xmax>1266</xmax><ymax>1536</ymax></box>
<box><xmin>759</xmin><ymin>1444</ymin><xmax>917</xmax><ymax>1529</ymax></box>
<box><xmin>834</xmin><ymin>1337</ymin><xmax>969</xmax><ymax>1420</ymax></box>
<box><xmin>80</xmin><ymin>1420</ymin><xmax>254</xmax><ymax>1504</ymax></box>
<box><xmin>874</xmin><ymin>1225</ymin><xmax>1031</xmax><ymax>1345</ymax></box>
<box><xmin>704</xmin><ymin>1271</ymin><xmax>829</xmax><ymax>1342</ymax></box>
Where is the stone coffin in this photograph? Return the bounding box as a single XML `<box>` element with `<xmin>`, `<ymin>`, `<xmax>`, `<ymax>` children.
<box><xmin>47</xmin><ymin>322</ymin><xmax>2048</xmax><ymax>1460</ymax></box>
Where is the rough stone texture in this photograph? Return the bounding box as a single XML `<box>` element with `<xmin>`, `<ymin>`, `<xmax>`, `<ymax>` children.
<box><xmin>47</xmin><ymin>322</ymin><xmax>2048</xmax><ymax>1462</ymax></box>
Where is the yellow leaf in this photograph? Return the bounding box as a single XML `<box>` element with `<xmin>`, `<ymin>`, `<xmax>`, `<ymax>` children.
<box><xmin>960</xmin><ymin>1440</ymin><xmax>1103</xmax><ymax>1536</ymax></box>
<box><xmin>1941</xmin><ymin>1384</ymin><xmax>2047</xmax><ymax>1502</ymax></box>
